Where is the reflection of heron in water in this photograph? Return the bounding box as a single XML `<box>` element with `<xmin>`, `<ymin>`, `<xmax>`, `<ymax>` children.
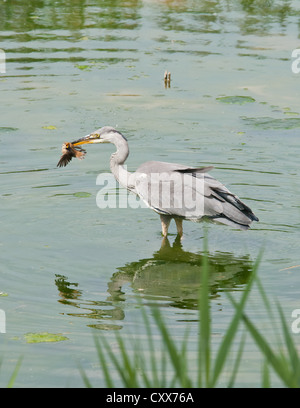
<box><xmin>107</xmin><ymin>237</ymin><xmax>253</xmax><ymax>310</ymax></box>
<box><xmin>58</xmin><ymin>126</ymin><xmax>258</xmax><ymax>237</ymax></box>
<box><xmin>55</xmin><ymin>238</ymin><xmax>253</xmax><ymax>330</ymax></box>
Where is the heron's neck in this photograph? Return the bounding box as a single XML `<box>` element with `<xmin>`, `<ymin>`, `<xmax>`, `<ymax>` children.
<box><xmin>109</xmin><ymin>138</ymin><xmax>134</xmax><ymax>190</ymax></box>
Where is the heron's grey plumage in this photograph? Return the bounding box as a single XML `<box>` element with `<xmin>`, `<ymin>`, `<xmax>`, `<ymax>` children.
<box><xmin>70</xmin><ymin>126</ymin><xmax>259</xmax><ymax>236</ymax></box>
<box><xmin>134</xmin><ymin>161</ymin><xmax>258</xmax><ymax>230</ymax></box>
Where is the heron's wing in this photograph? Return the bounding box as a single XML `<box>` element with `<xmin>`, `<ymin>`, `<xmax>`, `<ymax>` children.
<box><xmin>134</xmin><ymin>161</ymin><xmax>258</xmax><ymax>229</ymax></box>
<box><xmin>175</xmin><ymin>166</ymin><xmax>214</xmax><ymax>174</ymax></box>
<box><xmin>136</xmin><ymin>161</ymin><xmax>212</xmax><ymax>174</ymax></box>
<box><xmin>134</xmin><ymin>169</ymin><xmax>214</xmax><ymax>219</ymax></box>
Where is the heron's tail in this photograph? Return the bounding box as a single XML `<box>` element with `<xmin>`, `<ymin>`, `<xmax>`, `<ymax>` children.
<box><xmin>208</xmin><ymin>187</ymin><xmax>259</xmax><ymax>230</ymax></box>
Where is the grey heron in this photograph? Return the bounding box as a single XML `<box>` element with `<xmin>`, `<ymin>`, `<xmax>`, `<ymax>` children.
<box><xmin>58</xmin><ymin>126</ymin><xmax>259</xmax><ymax>237</ymax></box>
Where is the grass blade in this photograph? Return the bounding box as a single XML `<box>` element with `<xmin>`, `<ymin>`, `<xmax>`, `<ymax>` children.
<box><xmin>152</xmin><ymin>307</ymin><xmax>192</xmax><ymax>387</ymax></box>
<box><xmin>198</xmin><ymin>232</ymin><xmax>210</xmax><ymax>387</ymax></box>
<box><xmin>140</xmin><ymin>306</ymin><xmax>160</xmax><ymax>387</ymax></box>
<box><xmin>78</xmin><ymin>363</ymin><xmax>93</xmax><ymax>388</ymax></box>
<box><xmin>277</xmin><ymin>303</ymin><xmax>300</xmax><ymax>385</ymax></box>
<box><xmin>94</xmin><ymin>334</ymin><xmax>115</xmax><ymax>388</ymax></box>
<box><xmin>7</xmin><ymin>356</ymin><xmax>23</xmax><ymax>388</ymax></box>
<box><xmin>262</xmin><ymin>359</ymin><xmax>270</xmax><ymax>388</ymax></box>
<box><xmin>98</xmin><ymin>337</ymin><xmax>128</xmax><ymax>388</ymax></box>
<box><xmin>238</xmin><ymin>311</ymin><xmax>297</xmax><ymax>388</ymax></box>
<box><xmin>115</xmin><ymin>331</ymin><xmax>139</xmax><ymax>387</ymax></box>
<box><xmin>210</xmin><ymin>250</ymin><xmax>263</xmax><ymax>387</ymax></box>
<box><xmin>227</xmin><ymin>333</ymin><xmax>246</xmax><ymax>388</ymax></box>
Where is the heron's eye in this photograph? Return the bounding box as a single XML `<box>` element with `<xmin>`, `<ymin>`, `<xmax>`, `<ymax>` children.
<box><xmin>65</xmin><ymin>143</ymin><xmax>70</xmax><ymax>148</ymax></box>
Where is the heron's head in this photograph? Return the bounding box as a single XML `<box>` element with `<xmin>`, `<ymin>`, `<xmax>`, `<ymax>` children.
<box><xmin>71</xmin><ymin>126</ymin><xmax>127</xmax><ymax>147</ymax></box>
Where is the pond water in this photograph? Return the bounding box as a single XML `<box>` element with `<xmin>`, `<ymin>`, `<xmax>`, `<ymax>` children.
<box><xmin>0</xmin><ymin>0</ymin><xmax>300</xmax><ymax>387</ymax></box>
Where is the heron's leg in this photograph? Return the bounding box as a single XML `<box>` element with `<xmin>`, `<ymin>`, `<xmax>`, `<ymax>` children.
<box><xmin>160</xmin><ymin>214</ymin><xmax>172</xmax><ymax>237</ymax></box>
<box><xmin>174</xmin><ymin>218</ymin><xmax>183</xmax><ymax>238</ymax></box>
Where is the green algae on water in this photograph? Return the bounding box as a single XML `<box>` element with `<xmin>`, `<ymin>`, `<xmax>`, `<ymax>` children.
<box><xmin>24</xmin><ymin>332</ymin><xmax>69</xmax><ymax>344</ymax></box>
<box><xmin>242</xmin><ymin>116</ymin><xmax>300</xmax><ymax>130</ymax></box>
<box><xmin>73</xmin><ymin>192</ymin><xmax>92</xmax><ymax>198</ymax></box>
<box><xmin>216</xmin><ymin>96</ymin><xmax>256</xmax><ymax>105</ymax></box>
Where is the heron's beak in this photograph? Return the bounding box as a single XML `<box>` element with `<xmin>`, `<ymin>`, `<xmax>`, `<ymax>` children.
<box><xmin>71</xmin><ymin>133</ymin><xmax>101</xmax><ymax>146</ymax></box>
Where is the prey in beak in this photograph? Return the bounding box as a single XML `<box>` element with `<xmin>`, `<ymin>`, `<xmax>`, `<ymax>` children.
<box><xmin>57</xmin><ymin>142</ymin><xmax>86</xmax><ymax>167</ymax></box>
<box><xmin>57</xmin><ymin>131</ymin><xmax>102</xmax><ymax>167</ymax></box>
